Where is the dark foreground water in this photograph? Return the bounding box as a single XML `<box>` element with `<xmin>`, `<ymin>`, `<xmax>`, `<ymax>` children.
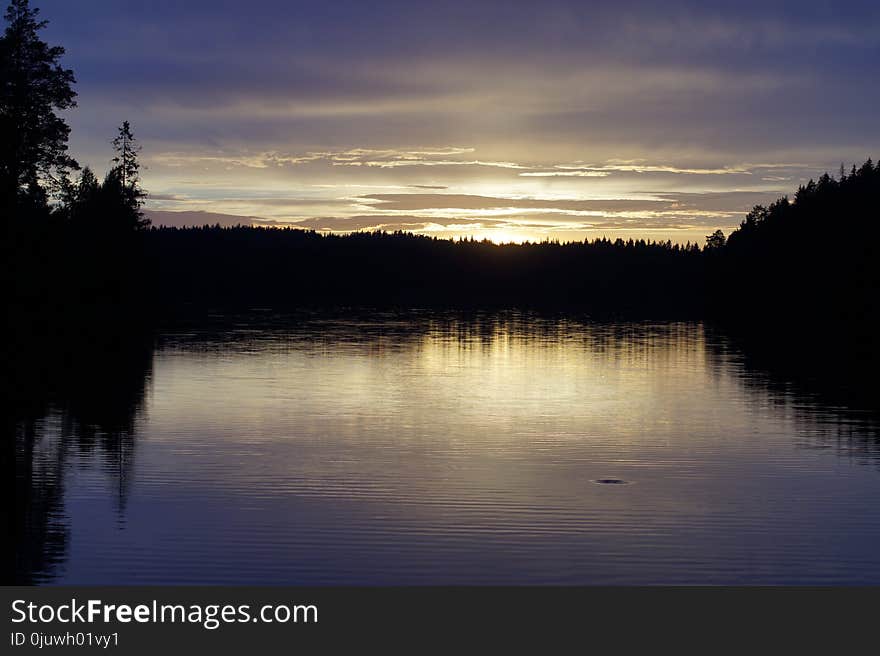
<box><xmin>12</xmin><ymin>313</ymin><xmax>880</xmax><ymax>584</ymax></box>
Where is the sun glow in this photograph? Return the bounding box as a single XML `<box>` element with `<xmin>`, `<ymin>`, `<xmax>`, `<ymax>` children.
<box><xmin>481</xmin><ymin>230</ymin><xmax>534</xmax><ymax>245</ymax></box>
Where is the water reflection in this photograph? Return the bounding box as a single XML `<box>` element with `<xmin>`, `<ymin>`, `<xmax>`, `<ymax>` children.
<box><xmin>8</xmin><ymin>324</ymin><xmax>152</xmax><ymax>584</ymax></box>
<box><xmin>703</xmin><ymin>324</ymin><xmax>880</xmax><ymax>464</ymax></box>
<box><xmin>8</xmin><ymin>312</ymin><xmax>880</xmax><ymax>585</ymax></box>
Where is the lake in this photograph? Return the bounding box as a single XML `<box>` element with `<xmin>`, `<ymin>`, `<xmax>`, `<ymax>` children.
<box><xmin>12</xmin><ymin>312</ymin><xmax>880</xmax><ymax>584</ymax></box>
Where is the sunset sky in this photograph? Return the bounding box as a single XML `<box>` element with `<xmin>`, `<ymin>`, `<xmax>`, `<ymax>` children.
<box><xmin>40</xmin><ymin>0</ymin><xmax>880</xmax><ymax>243</ymax></box>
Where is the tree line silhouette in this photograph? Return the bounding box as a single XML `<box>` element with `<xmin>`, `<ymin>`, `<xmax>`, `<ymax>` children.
<box><xmin>715</xmin><ymin>160</ymin><xmax>880</xmax><ymax>332</ymax></box>
<box><xmin>144</xmin><ymin>228</ymin><xmax>705</xmax><ymax>315</ymax></box>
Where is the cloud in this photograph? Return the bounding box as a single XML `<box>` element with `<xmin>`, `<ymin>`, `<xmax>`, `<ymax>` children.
<box><xmin>519</xmin><ymin>171</ymin><xmax>612</xmax><ymax>178</ymax></box>
<box><xmin>521</xmin><ymin>161</ymin><xmax>820</xmax><ymax>178</ymax></box>
<box><xmin>147</xmin><ymin>193</ymin><xmax>188</xmax><ymax>201</ymax></box>
<box><xmin>360</xmin><ymin>193</ymin><xmax>674</xmax><ymax>213</ymax></box>
<box><xmin>148</xmin><ymin>147</ymin><xmax>531</xmax><ymax>172</ymax></box>
<box><xmin>524</xmin><ymin>163</ymin><xmax>752</xmax><ymax>177</ymax></box>
<box><xmin>357</xmin><ymin>191</ymin><xmax>783</xmax><ymax>215</ymax></box>
<box><xmin>292</xmin><ymin>215</ymin><xmax>481</xmax><ymax>232</ymax></box>
<box><xmin>660</xmin><ymin>191</ymin><xmax>785</xmax><ymax>212</ymax></box>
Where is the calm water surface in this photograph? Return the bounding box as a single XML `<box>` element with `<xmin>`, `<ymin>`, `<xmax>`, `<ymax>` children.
<box><xmin>15</xmin><ymin>314</ymin><xmax>880</xmax><ymax>584</ymax></box>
